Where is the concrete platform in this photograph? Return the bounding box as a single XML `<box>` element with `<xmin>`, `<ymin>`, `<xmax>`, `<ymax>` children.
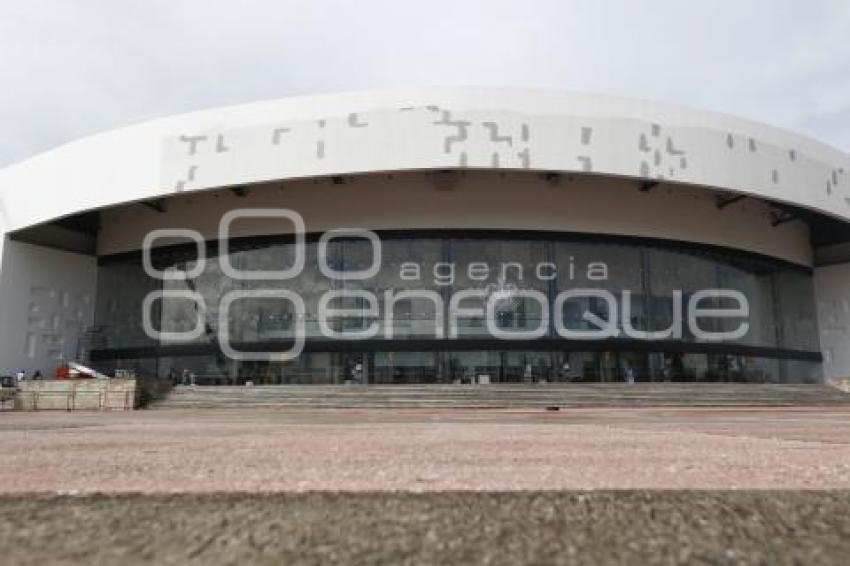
<box><xmin>12</xmin><ymin>379</ymin><xmax>136</xmax><ymax>411</ymax></box>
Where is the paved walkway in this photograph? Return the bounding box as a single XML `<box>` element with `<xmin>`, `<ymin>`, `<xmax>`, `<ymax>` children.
<box><xmin>1</xmin><ymin>406</ymin><xmax>849</xmax><ymax>492</ymax></box>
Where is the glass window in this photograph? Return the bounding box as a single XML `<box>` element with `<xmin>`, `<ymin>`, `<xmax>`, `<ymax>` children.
<box><xmin>92</xmin><ymin>232</ymin><xmax>822</xmax><ymax>384</ymax></box>
<box><xmin>555</xmin><ymin>242</ymin><xmax>643</xmax><ymax>338</ymax></box>
<box><xmin>94</xmin><ymin>260</ymin><xmax>161</xmax><ymax>349</ymax></box>
<box><xmin>451</xmin><ymin>239</ymin><xmax>549</xmax><ymax>337</ymax></box>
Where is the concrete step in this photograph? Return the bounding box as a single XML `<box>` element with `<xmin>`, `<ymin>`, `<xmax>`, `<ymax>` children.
<box><xmin>152</xmin><ymin>383</ymin><xmax>850</xmax><ymax>409</ymax></box>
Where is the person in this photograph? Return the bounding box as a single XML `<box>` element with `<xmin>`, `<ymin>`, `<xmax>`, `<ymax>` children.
<box><xmin>624</xmin><ymin>365</ymin><xmax>635</xmax><ymax>384</ymax></box>
<box><xmin>32</xmin><ymin>370</ymin><xmax>42</xmax><ymax>380</ymax></box>
<box><xmin>15</xmin><ymin>370</ymin><xmax>25</xmax><ymax>385</ymax></box>
<box><xmin>181</xmin><ymin>368</ymin><xmax>191</xmax><ymax>386</ymax></box>
<box><xmin>662</xmin><ymin>358</ymin><xmax>672</xmax><ymax>382</ymax></box>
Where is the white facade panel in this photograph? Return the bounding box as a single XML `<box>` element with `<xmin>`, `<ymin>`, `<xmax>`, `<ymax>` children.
<box><xmin>0</xmin><ymin>237</ymin><xmax>97</xmax><ymax>375</ymax></box>
<box><xmin>0</xmin><ymin>88</ymin><xmax>848</xmax><ymax>236</ymax></box>
<box><xmin>815</xmin><ymin>263</ymin><xmax>850</xmax><ymax>381</ymax></box>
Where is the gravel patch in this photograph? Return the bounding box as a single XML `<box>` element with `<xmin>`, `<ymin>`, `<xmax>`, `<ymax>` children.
<box><xmin>1</xmin><ymin>491</ymin><xmax>848</xmax><ymax>565</ymax></box>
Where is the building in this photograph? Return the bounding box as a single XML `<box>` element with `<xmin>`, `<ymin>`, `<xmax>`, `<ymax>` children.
<box><xmin>1</xmin><ymin>87</ymin><xmax>849</xmax><ymax>384</ymax></box>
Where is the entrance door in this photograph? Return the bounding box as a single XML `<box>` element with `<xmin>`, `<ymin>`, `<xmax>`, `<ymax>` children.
<box><xmin>448</xmin><ymin>351</ymin><xmax>500</xmax><ymax>384</ymax></box>
<box><xmin>336</xmin><ymin>352</ymin><xmax>370</xmax><ymax>384</ymax></box>
<box><xmin>585</xmin><ymin>351</ymin><xmax>648</xmax><ymax>382</ymax></box>
<box><xmin>372</xmin><ymin>352</ymin><xmax>439</xmax><ymax>384</ymax></box>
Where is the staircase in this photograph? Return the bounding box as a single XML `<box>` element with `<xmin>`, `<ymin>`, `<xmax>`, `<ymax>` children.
<box><xmin>152</xmin><ymin>383</ymin><xmax>850</xmax><ymax>410</ymax></box>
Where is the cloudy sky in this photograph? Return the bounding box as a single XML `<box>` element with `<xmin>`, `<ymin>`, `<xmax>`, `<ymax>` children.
<box><xmin>1</xmin><ymin>0</ymin><xmax>848</xmax><ymax>166</ymax></box>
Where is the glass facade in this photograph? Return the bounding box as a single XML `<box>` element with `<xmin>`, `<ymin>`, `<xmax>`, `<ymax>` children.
<box><xmin>92</xmin><ymin>232</ymin><xmax>822</xmax><ymax>384</ymax></box>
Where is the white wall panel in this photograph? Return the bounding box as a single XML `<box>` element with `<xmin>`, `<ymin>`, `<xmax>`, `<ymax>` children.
<box><xmin>0</xmin><ymin>237</ymin><xmax>97</xmax><ymax>375</ymax></box>
<box><xmin>815</xmin><ymin>263</ymin><xmax>850</xmax><ymax>381</ymax></box>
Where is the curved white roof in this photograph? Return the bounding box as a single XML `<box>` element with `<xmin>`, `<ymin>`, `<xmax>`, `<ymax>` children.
<box><xmin>0</xmin><ymin>87</ymin><xmax>848</xmax><ymax>233</ymax></box>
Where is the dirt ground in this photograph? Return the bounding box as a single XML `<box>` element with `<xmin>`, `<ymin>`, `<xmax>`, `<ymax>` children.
<box><xmin>1</xmin><ymin>491</ymin><xmax>849</xmax><ymax>565</ymax></box>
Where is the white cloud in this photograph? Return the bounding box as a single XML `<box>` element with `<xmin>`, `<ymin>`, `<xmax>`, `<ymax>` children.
<box><xmin>0</xmin><ymin>0</ymin><xmax>848</xmax><ymax>166</ymax></box>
